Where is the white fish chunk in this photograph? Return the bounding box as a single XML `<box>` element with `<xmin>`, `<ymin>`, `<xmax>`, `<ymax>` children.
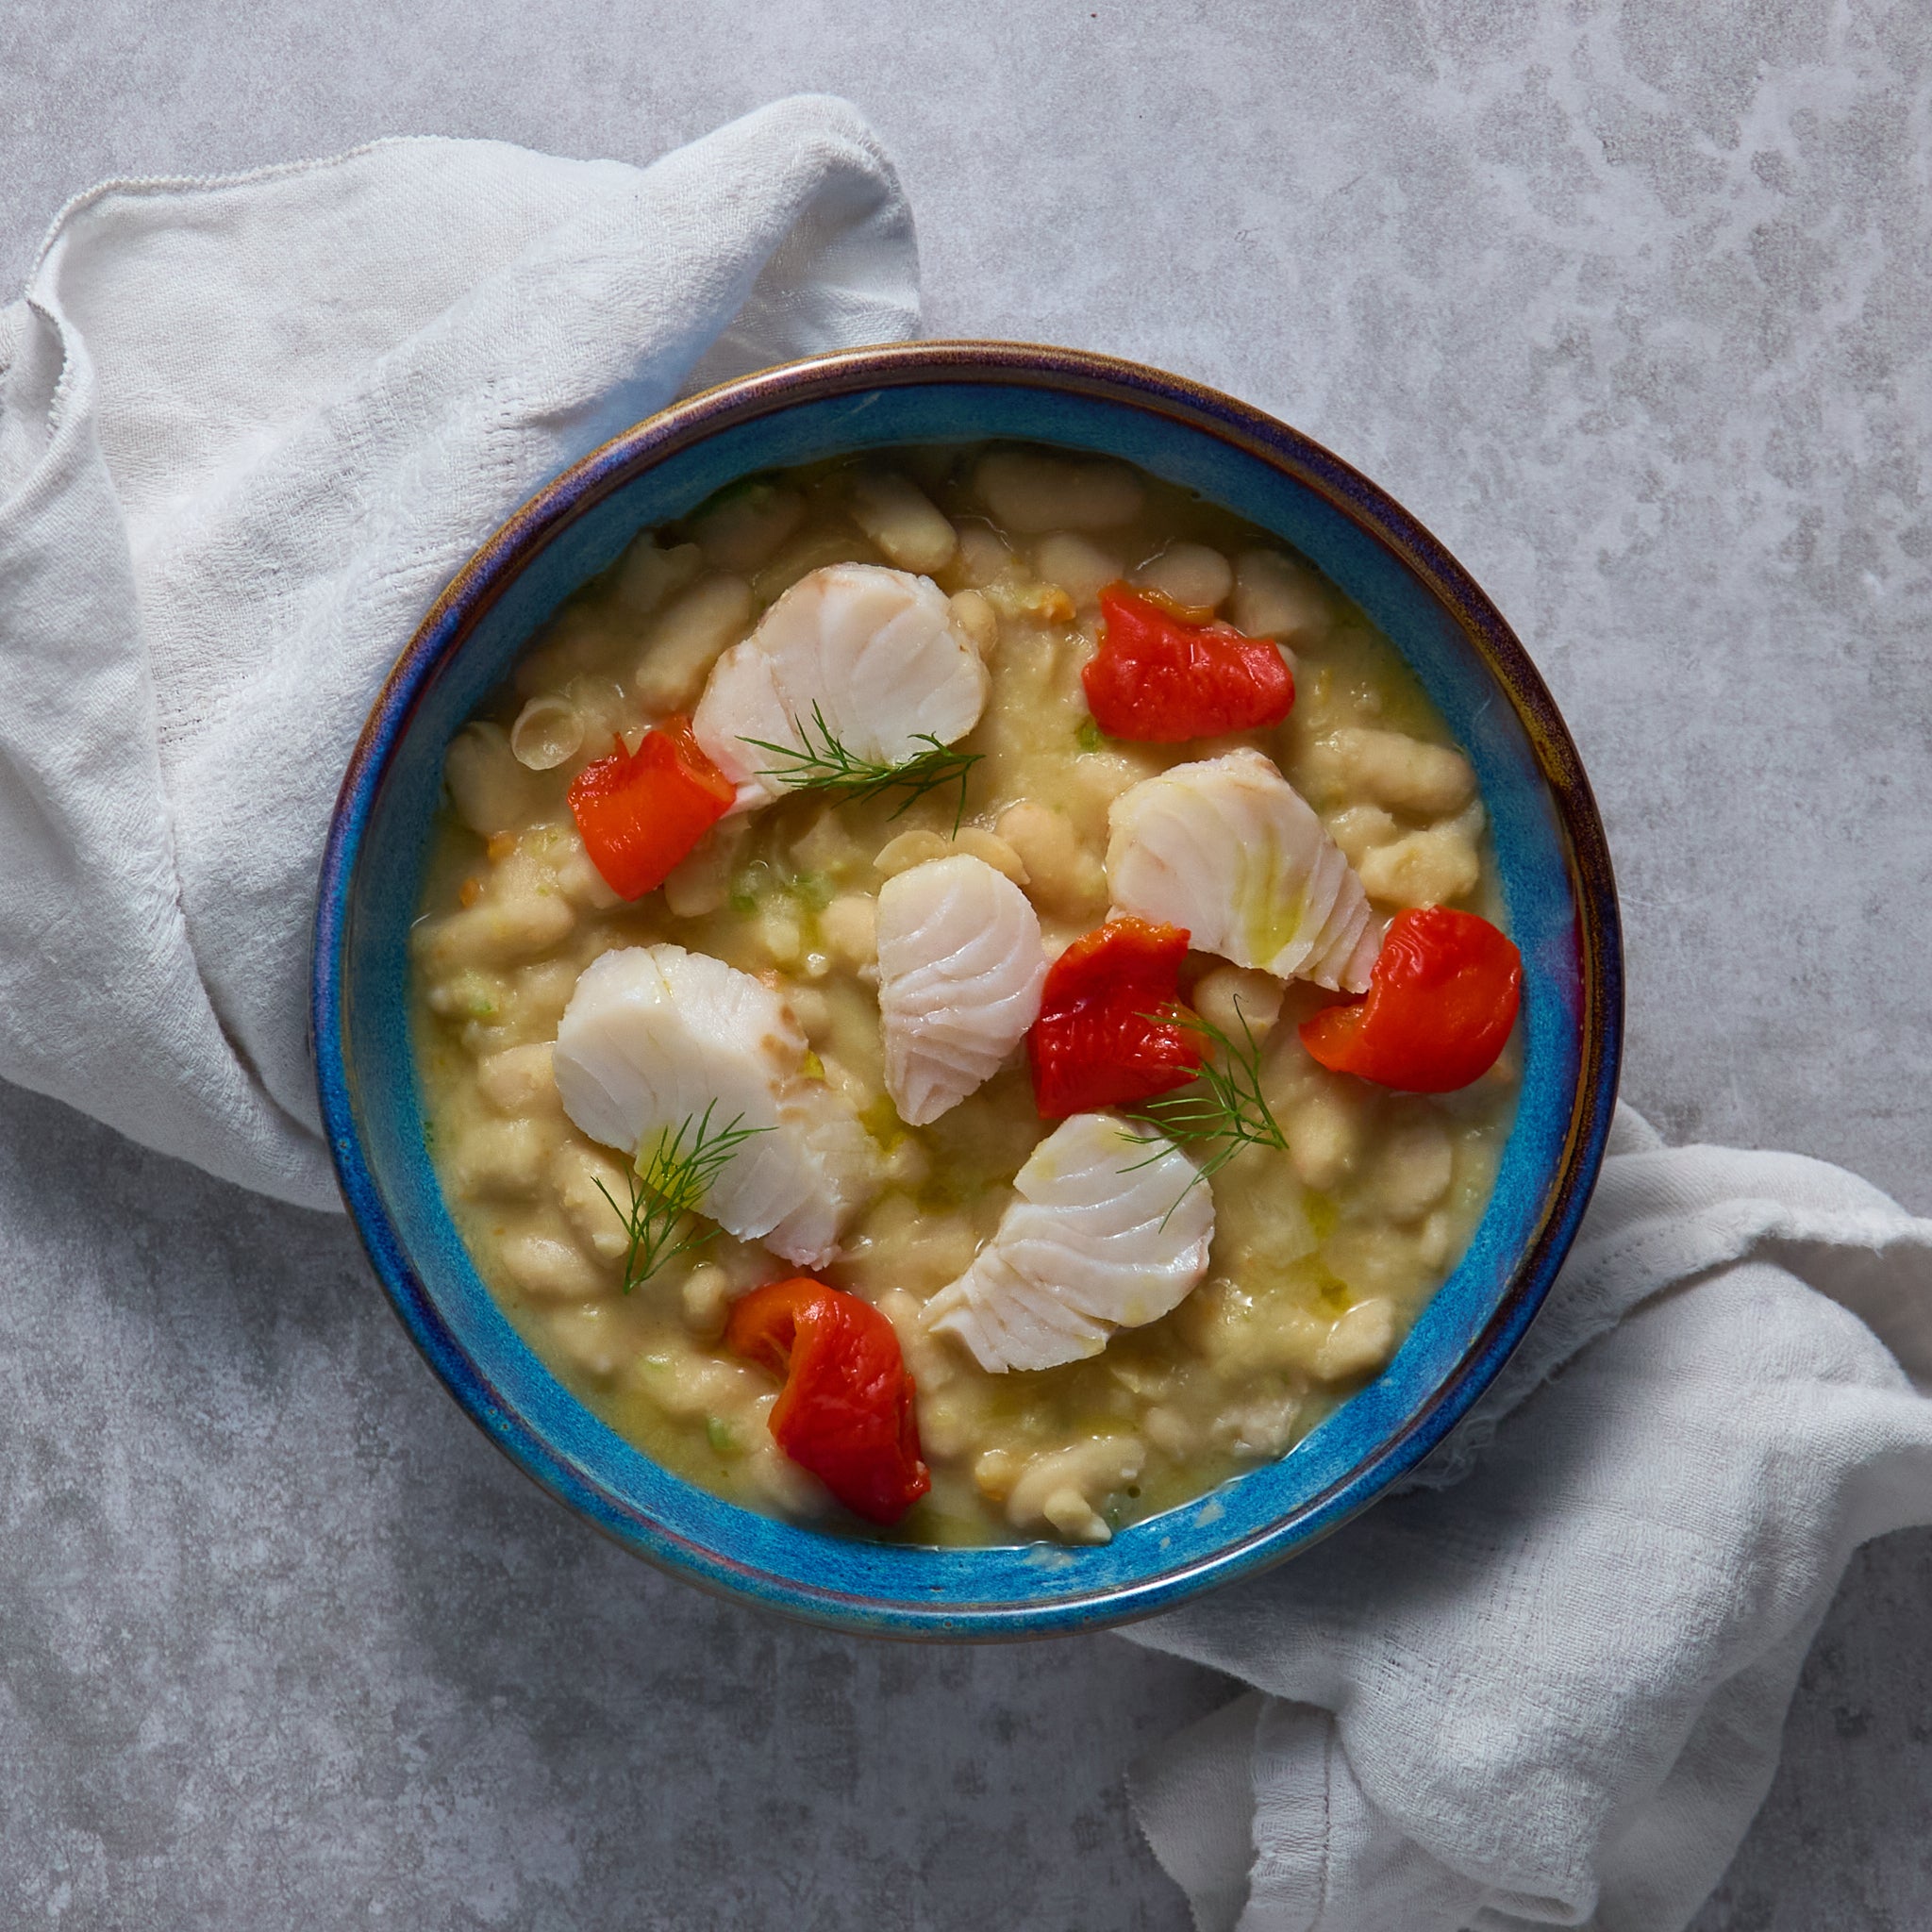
<box><xmin>691</xmin><ymin>562</ymin><xmax>988</xmax><ymax>812</ymax></box>
<box><xmin>1106</xmin><ymin>748</ymin><xmax>1378</xmax><ymax>991</ymax></box>
<box><xmin>551</xmin><ymin>944</ymin><xmax>875</xmax><ymax>1268</ymax></box>
<box><xmin>922</xmin><ymin>1112</ymin><xmax>1213</xmax><ymax>1373</ymax></box>
<box><xmin>876</xmin><ymin>855</ymin><xmax>1048</xmax><ymax>1126</ymax></box>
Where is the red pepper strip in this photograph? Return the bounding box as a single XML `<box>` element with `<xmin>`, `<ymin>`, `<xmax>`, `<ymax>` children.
<box><xmin>1300</xmin><ymin>907</ymin><xmax>1522</xmax><ymax>1092</ymax></box>
<box><xmin>1027</xmin><ymin>917</ymin><xmax>1204</xmax><ymax>1119</ymax></box>
<box><xmin>567</xmin><ymin>716</ymin><xmax>735</xmax><ymax>900</ymax></box>
<box><xmin>1080</xmin><ymin>584</ymin><xmax>1295</xmax><ymax>743</ymax></box>
<box><xmin>725</xmin><ymin>1278</ymin><xmax>931</xmax><ymax>1525</ymax></box>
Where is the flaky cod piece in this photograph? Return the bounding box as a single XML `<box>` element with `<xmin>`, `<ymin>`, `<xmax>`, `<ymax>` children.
<box><xmin>551</xmin><ymin>944</ymin><xmax>876</xmax><ymax>1268</ymax></box>
<box><xmin>876</xmin><ymin>854</ymin><xmax>1048</xmax><ymax>1126</ymax></box>
<box><xmin>1106</xmin><ymin>747</ymin><xmax>1378</xmax><ymax>991</ymax></box>
<box><xmin>922</xmin><ymin>1111</ymin><xmax>1213</xmax><ymax>1372</ymax></box>
<box><xmin>691</xmin><ymin>562</ymin><xmax>988</xmax><ymax>812</ymax></box>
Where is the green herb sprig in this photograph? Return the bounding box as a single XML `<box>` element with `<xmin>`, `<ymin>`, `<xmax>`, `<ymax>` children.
<box><xmin>741</xmin><ymin>703</ymin><xmax>981</xmax><ymax>834</ymax></box>
<box><xmin>593</xmin><ymin>1102</ymin><xmax>772</xmax><ymax>1294</ymax></box>
<box><xmin>1123</xmin><ymin>1000</ymin><xmax>1288</xmax><ymax>1214</ymax></box>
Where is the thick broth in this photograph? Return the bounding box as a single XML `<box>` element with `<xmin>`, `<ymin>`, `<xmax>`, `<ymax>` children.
<box><xmin>409</xmin><ymin>444</ymin><xmax>1518</xmax><ymax>1545</ymax></box>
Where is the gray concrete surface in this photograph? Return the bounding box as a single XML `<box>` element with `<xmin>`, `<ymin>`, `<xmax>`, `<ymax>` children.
<box><xmin>1</xmin><ymin>1</ymin><xmax>1927</xmax><ymax>1925</ymax></box>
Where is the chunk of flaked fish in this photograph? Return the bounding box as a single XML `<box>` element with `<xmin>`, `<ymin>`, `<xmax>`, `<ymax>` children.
<box><xmin>691</xmin><ymin>562</ymin><xmax>988</xmax><ymax>812</ymax></box>
<box><xmin>922</xmin><ymin>1113</ymin><xmax>1213</xmax><ymax>1373</ymax></box>
<box><xmin>551</xmin><ymin>944</ymin><xmax>875</xmax><ymax>1268</ymax></box>
<box><xmin>877</xmin><ymin>854</ymin><xmax>1048</xmax><ymax>1125</ymax></box>
<box><xmin>1106</xmin><ymin>748</ymin><xmax>1378</xmax><ymax>991</ymax></box>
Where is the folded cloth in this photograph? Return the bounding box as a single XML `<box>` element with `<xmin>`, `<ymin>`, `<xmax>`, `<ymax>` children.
<box><xmin>1125</xmin><ymin>1104</ymin><xmax>1932</xmax><ymax>1932</ymax></box>
<box><xmin>0</xmin><ymin>97</ymin><xmax>918</xmax><ymax>1208</ymax></box>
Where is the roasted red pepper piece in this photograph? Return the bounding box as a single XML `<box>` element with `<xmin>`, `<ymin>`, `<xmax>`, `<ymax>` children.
<box><xmin>1027</xmin><ymin>917</ymin><xmax>1204</xmax><ymax>1119</ymax></box>
<box><xmin>566</xmin><ymin>716</ymin><xmax>735</xmax><ymax>900</ymax></box>
<box><xmin>725</xmin><ymin>1277</ymin><xmax>931</xmax><ymax>1525</ymax></box>
<box><xmin>1080</xmin><ymin>584</ymin><xmax>1295</xmax><ymax>743</ymax></box>
<box><xmin>1300</xmin><ymin>907</ymin><xmax>1522</xmax><ymax>1092</ymax></box>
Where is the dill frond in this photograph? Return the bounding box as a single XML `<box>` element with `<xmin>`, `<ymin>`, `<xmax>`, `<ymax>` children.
<box><xmin>591</xmin><ymin>1101</ymin><xmax>773</xmax><ymax>1294</ymax></box>
<box><xmin>1122</xmin><ymin>998</ymin><xmax>1289</xmax><ymax>1214</ymax></box>
<box><xmin>740</xmin><ymin>703</ymin><xmax>982</xmax><ymax>833</ymax></box>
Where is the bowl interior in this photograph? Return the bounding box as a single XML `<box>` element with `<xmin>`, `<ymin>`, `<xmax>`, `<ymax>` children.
<box><xmin>321</xmin><ymin>366</ymin><xmax>1616</xmax><ymax>1637</ymax></box>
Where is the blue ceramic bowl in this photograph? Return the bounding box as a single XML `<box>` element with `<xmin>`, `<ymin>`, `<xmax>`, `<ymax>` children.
<box><xmin>314</xmin><ymin>341</ymin><xmax>1622</xmax><ymax>1639</ymax></box>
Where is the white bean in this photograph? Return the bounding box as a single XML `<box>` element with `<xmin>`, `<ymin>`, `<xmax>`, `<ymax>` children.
<box><xmin>1417</xmin><ymin>1209</ymin><xmax>1456</xmax><ymax>1270</ymax></box>
<box><xmin>974</xmin><ymin>451</ymin><xmax>1144</xmax><ymax>533</ymax></box>
<box><xmin>1357</xmin><ymin>825</ymin><xmax>1481</xmax><ymax>908</ymax></box>
<box><xmin>681</xmin><ymin>1263</ymin><xmax>733</xmax><ymax>1342</ymax></box>
<box><xmin>849</xmin><ymin>471</ymin><xmax>958</xmax><ymax>573</ymax></box>
<box><xmin>1005</xmin><ymin>1435</ymin><xmax>1145</xmax><ymax>1543</ymax></box>
<box><xmin>1217</xmin><ymin>1389</ymin><xmax>1303</xmax><ymax>1458</ymax></box>
<box><xmin>918</xmin><ymin>1391</ymin><xmax>984</xmax><ymax>1460</ymax></box>
<box><xmin>508</xmin><ymin>694</ymin><xmax>584</xmax><ymax>772</ymax></box>
<box><xmin>973</xmin><ymin>1448</ymin><xmax>1021</xmax><ymax>1501</ymax></box>
<box><xmin>874</xmin><ymin>829</ymin><xmax>951</xmax><ymax>876</ymax></box>
<box><xmin>554</xmin><ymin>841</ymin><xmax>624</xmax><ymax>912</ymax></box>
<box><xmin>690</xmin><ymin>481</ymin><xmax>805</xmax><ymax>573</ymax></box>
<box><xmin>1033</xmin><ymin>533</ymin><xmax>1124</xmax><ymax>608</ymax></box>
<box><xmin>445</xmin><ymin>1117</ymin><xmax>559</xmax><ymax>1201</ymax></box>
<box><xmin>475</xmin><ymin>1041</ymin><xmax>561</xmax><ymax>1117</ymax></box>
<box><xmin>819</xmin><ymin>893</ymin><xmax>878</xmax><ymax>968</ymax></box>
<box><xmin>1231</xmin><ymin>549</ymin><xmax>1335</xmax><ymax>642</ymax></box>
<box><xmin>954</xmin><ymin>523</ymin><xmax>1015</xmax><ymax>588</ymax></box>
<box><xmin>1134</xmin><ymin>541</ymin><xmax>1233</xmax><ymax>616</ymax></box>
<box><xmin>549</xmin><ymin>1142</ymin><xmax>632</xmax><ymax>1263</ymax></box>
<box><xmin>1191</xmin><ymin>965</ymin><xmax>1284</xmax><ymax>1043</ymax></box>
<box><xmin>612</xmin><ymin>535</ymin><xmax>703</xmax><ymax>616</ymax></box>
<box><xmin>561</xmin><ymin>674</ymin><xmax>631</xmax><ymax>750</ymax></box>
<box><xmin>1304</xmin><ymin>726</ymin><xmax>1476</xmax><ymax>817</ymax></box>
<box><xmin>1323</xmin><ymin>1225</ymin><xmax>1431</xmax><ymax>1303</ymax></box>
<box><xmin>947</xmin><ymin>588</ymin><xmax>999</xmax><ymax>657</ymax></box>
<box><xmin>1313</xmin><ymin>1298</ymin><xmax>1399</xmax><ymax>1382</ymax></box>
<box><xmin>1286</xmin><ymin>1085</ymin><xmax>1366</xmax><ymax>1191</ymax></box>
<box><xmin>745</xmin><ymin>1394</ymin><xmax>834</xmax><ymax>1515</ymax></box>
<box><xmin>425</xmin><ymin>969</ymin><xmax>508</xmax><ymax>1024</ymax></box>
<box><xmin>508</xmin><ymin>958</ymin><xmax>583</xmax><ymax>1035</ymax></box>
<box><xmin>443</xmin><ymin>723</ymin><xmax>549</xmax><ymax>839</ymax></box>
<box><xmin>501</xmin><ymin>1231</ymin><xmax>607</xmax><ymax>1304</ymax></box>
<box><xmin>511</xmin><ymin>608</ymin><xmax>614</xmax><ymax>699</ymax></box>
<box><xmin>751</xmin><ymin>527</ymin><xmax>882</xmax><ymax>604</ymax></box>
<box><xmin>635</xmin><ymin>1348</ymin><xmax>764</xmax><ymax>1423</ymax></box>
<box><xmin>633</xmin><ymin>575</ymin><xmax>754</xmax><ymax>713</ymax></box>
<box><xmin>1323</xmin><ymin>803</ymin><xmax>1401</xmax><ymax>869</ymax></box>
<box><xmin>1141</xmin><ymin>1406</ymin><xmax>1197</xmax><ymax>1458</ymax></box>
<box><xmin>756</xmin><ymin>899</ymin><xmax>805</xmax><ymax>967</ymax></box>
<box><xmin>662</xmin><ymin>818</ymin><xmax>750</xmax><ymax>919</ymax></box>
<box><xmin>949</xmin><ymin>827</ymin><xmax>1028</xmax><ymax>884</ymax></box>
<box><xmin>994</xmin><ymin>801</ymin><xmax>1106</xmax><ymax>920</ymax></box>
<box><xmin>412</xmin><ymin>891</ymin><xmax>575</xmax><ymax>974</ymax></box>
<box><xmin>1369</xmin><ymin>1117</ymin><xmax>1454</xmax><ymax>1221</ymax></box>
<box><xmin>545</xmin><ymin>1306</ymin><xmax>628</xmax><ymax>1379</ymax></box>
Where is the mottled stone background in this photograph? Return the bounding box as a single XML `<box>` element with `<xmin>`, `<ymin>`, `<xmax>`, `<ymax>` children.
<box><xmin>1</xmin><ymin>2</ymin><xmax>1927</xmax><ymax>1925</ymax></box>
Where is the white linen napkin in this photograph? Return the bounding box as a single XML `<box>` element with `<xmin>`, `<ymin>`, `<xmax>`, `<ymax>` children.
<box><xmin>1124</xmin><ymin>1103</ymin><xmax>1932</xmax><ymax>1932</ymax></box>
<box><xmin>0</xmin><ymin>96</ymin><xmax>919</xmax><ymax>1208</ymax></box>
<box><xmin>6</xmin><ymin>104</ymin><xmax>1926</xmax><ymax>1932</ymax></box>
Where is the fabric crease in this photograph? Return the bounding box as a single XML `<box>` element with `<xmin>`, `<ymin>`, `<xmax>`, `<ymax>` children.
<box><xmin>0</xmin><ymin>97</ymin><xmax>919</xmax><ymax>1207</ymax></box>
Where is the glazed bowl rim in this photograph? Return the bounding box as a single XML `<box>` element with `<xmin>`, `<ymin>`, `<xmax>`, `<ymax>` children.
<box><xmin>312</xmin><ymin>338</ymin><xmax>1623</xmax><ymax>1638</ymax></box>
